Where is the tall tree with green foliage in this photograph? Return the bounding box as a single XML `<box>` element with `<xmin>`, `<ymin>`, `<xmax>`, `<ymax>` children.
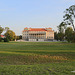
<box><xmin>5</xmin><ymin>27</ymin><xmax>9</xmax><ymax>32</ymax></box>
<box><xmin>54</xmin><ymin>32</ymin><xmax>58</xmax><ymax>40</ymax></box>
<box><xmin>4</xmin><ymin>30</ymin><xmax>16</xmax><ymax>41</ymax></box>
<box><xmin>72</xmin><ymin>32</ymin><xmax>75</xmax><ymax>42</ymax></box>
<box><xmin>57</xmin><ymin>32</ymin><xmax>65</xmax><ymax>41</ymax></box>
<box><xmin>65</xmin><ymin>27</ymin><xmax>73</xmax><ymax>42</ymax></box>
<box><xmin>57</xmin><ymin>22</ymin><xmax>66</xmax><ymax>33</ymax></box>
<box><xmin>57</xmin><ymin>22</ymin><xmax>65</xmax><ymax>41</ymax></box>
<box><xmin>0</xmin><ymin>26</ymin><xmax>4</xmax><ymax>36</ymax></box>
<box><xmin>63</xmin><ymin>5</ymin><xmax>75</xmax><ymax>32</ymax></box>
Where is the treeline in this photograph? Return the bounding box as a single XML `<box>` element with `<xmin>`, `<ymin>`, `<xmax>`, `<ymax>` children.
<box><xmin>54</xmin><ymin>27</ymin><xmax>75</xmax><ymax>42</ymax></box>
<box><xmin>0</xmin><ymin>26</ymin><xmax>22</xmax><ymax>42</ymax></box>
<box><xmin>55</xmin><ymin>5</ymin><xmax>75</xmax><ymax>43</ymax></box>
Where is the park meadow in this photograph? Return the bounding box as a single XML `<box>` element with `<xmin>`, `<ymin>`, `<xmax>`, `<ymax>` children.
<box><xmin>0</xmin><ymin>42</ymin><xmax>75</xmax><ymax>75</ymax></box>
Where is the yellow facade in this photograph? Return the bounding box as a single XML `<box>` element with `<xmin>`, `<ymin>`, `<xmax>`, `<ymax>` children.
<box><xmin>22</xmin><ymin>28</ymin><xmax>54</xmax><ymax>41</ymax></box>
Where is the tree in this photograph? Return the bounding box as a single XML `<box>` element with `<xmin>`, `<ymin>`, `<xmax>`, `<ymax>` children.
<box><xmin>4</xmin><ymin>30</ymin><xmax>16</xmax><ymax>41</ymax></box>
<box><xmin>57</xmin><ymin>22</ymin><xmax>66</xmax><ymax>33</ymax></box>
<box><xmin>4</xmin><ymin>38</ymin><xmax>9</xmax><ymax>42</ymax></box>
<box><xmin>65</xmin><ymin>27</ymin><xmax>73</xmax><ymax>42</ymax></box>
<box><xmin>5</xmin><ymin>27</ymin><xmax>9</xmax><ymax>32</ymax></box>
<box><xmin>54</xmin><ymin>32</ymin><xmax>58</xmax><ymax>40</ymax></box>
<box><xmin>0</xmin><ymin>26</ymin><xmax>4</xmax><ymax>36</ymax></box>
<box><xmin>57</xmin><ymin>32</ymin><xmax>65</xmax><ymax>41</ymax></box>
<box><xmin>71</xmin><ymin>32</ymin><xmax>75</xmax><ymax>42</ymax></box>
<box><xmin>0</xmin><ymin>26</ymin><xmax>4</xmax><ymax>42</ymax></box>
<box><xmin>63</xmin><ymin>5</ymin><xmax>75</xmax><ymax>32</ymax></box>
<box><xmin>16</xmin><ymin>35</ymin><xmax>22</xmax><ymax>40</ymax></box>
<box><xmin>57</xmin><ymin>22</ymin><xmax>65</xmax><ymax>41</ymax></box>
<box><xmin>65</xmin><ymin>27</ymin><xmax>73</xmax><ymax>35</ymax></box>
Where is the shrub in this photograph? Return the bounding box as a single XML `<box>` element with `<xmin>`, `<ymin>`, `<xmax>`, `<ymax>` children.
<box><xmin>4</xmin><ymin>38</ymin><xmax>9</xmax><ymax>42</ymax></box>
<box><xmin>71</xmin><ymin>32</ymin><xmax>75</xmax><ymax>43</ymax></box>
<box><xmin>0</xmin><ymin>37</ymin><xmax>2</xmax><ymax>42</ymax></box>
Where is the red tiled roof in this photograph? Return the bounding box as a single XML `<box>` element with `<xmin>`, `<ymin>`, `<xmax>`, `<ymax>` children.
<box><xmin>0</xmin><ymin>35</ymin><xmax>5</xmax><ymax>38</ymax></box>
<box><xmin>23</xmin><ymin>28</ymin><xmax>54</xmax><ymax>32</ymax></box>
<box><xmin>29</xmin><ymin>28</ymin><xmax>46</xmax><ymax>31</ymax></box>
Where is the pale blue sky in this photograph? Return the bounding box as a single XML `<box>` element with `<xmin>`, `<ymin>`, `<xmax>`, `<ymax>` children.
<box><xmin>0</xmin><ymin>0</ymin><xmax>75</xmax><ymax>35</ymax></box>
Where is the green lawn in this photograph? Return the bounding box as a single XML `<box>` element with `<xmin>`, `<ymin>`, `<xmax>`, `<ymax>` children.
<box><xmin>0</xmin><ymin>42</ymin><xmax>75</xmax><ymax>75</ymax></box>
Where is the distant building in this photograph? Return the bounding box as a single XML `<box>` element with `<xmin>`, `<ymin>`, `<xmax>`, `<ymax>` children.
<box><xmin>0</xmin><ymin>35</ymin><xmax>5</xmax><ymax>38</ymax></box>
<box><xmin>22</xmin><ymin>27</ymin><xmax>54</xmax><ymax>41</ymax></box>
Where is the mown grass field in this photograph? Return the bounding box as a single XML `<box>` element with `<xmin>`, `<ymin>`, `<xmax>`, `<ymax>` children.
<box><xmin>0</xmin><ymin>42</ymin><xmax>75</xmax><ymax>75</ymax></box>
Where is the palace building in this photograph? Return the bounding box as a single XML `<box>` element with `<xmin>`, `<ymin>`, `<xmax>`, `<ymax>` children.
<box><xmin>22</xmin><ymin>27</ymin><xmax>54</xmax><ymax>41</ymax></box>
